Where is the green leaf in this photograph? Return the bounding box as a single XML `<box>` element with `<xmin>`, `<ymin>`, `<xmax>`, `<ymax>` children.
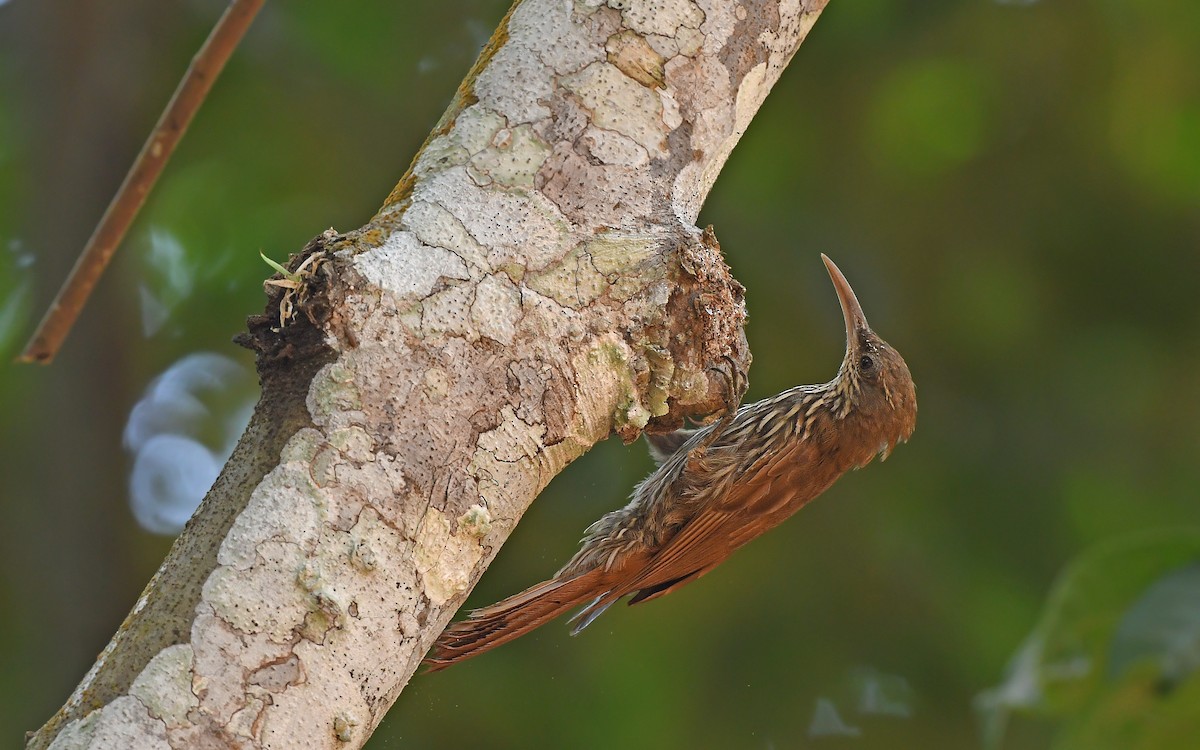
<box><xmin>259</xmin><ymin>251</ymin><xmax>295</xmax><ymax>280</ymax></box>
<box><xmin>1109</xmin><ymin>564</ymin><xmax>1200</xmax><ymax>686</ymax></box>
<box><xmin>1053</xmin><ymin>662</ymin><xmax>1200</xmax><ymax>750</ymax></box>
<box><xmin>978</xmin><ymin>530</ymin><xmax>1200</xmax><ymax>749</ymax></box>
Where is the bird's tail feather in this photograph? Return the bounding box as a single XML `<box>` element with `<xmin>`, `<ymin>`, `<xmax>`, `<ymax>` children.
<box><xmin>424</xmin><ymin>570</ymin><xmax>610</xmax><ymax>672</ymax></box>
<box><xmin>567</xmin><ymin>595</ymin><xmax>617</xmax><ymax>635</ymax></box>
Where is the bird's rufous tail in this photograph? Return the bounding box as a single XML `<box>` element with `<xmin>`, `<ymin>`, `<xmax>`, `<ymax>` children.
<box><xmin>424</xmin><ymin>570</ymin><xmax>611</xmax><ymax>672</ymax></box>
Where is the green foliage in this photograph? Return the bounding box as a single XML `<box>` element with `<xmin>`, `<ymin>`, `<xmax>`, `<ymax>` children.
<box><xmin>979</xmin><ymin>532</ymin><xmax>1200</xmax><ymax>749</ymax></box>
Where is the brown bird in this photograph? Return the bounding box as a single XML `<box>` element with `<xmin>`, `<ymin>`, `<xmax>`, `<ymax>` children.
<box><xmin>425</xmin><ymin>254</ymin><xmax>916</xmax><ymax>671</ymax></box>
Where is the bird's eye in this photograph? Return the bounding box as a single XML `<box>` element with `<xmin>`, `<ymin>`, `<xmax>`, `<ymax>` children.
<box><xmin>859</xmin><ymin>355</ymin><xmax>875</xmax><ymax>371</ymax></box>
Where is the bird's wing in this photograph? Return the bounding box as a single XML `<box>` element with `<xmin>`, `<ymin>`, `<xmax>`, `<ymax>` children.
<box><xmin>618</xmin><ymin>438</ymin><xmax>815</xmax><ymax>600</ymax></box>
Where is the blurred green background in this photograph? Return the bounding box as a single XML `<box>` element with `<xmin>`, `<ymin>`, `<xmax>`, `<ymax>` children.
<box><xmin>2</xmin><ymin>0</ymin><xmax>1198</xmax><ymax>747</ymax></box>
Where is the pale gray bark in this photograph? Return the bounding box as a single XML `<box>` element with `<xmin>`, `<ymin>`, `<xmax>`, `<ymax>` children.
<box><xmin>30</xmin><ymin>1</ymin><xmax>830</xmax><ymax>747</ymax></box>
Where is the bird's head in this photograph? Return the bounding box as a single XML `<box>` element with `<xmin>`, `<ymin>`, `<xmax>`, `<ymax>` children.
<box><xmin>822</xmin><ymin>254</ymin><xmax>917</xmax><ymax>459</ymax></box>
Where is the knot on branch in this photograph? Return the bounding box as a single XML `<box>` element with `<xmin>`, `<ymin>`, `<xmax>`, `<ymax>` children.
<box><xmin>624</xmin><ymin>224</ymin><xmax>749</xmax><ymax>440</ymax></box>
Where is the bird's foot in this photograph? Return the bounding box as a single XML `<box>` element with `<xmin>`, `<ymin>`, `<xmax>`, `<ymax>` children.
<box><xmin>692</xmin><ymin>355</ymin><xmax>747</xmax><ymax>454</ymax></box>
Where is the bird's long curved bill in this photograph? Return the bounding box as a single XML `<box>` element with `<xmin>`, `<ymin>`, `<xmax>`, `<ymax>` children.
<box><xmin>821</xmin><ymin>254</ymin><xmax>869</xmax><ymax>345</ymax></box>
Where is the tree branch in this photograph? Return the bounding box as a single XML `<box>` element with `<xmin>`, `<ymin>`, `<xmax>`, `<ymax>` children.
<box><xmin>17</xmin><ymin>0</ymin><xmax>265</xmax><ymax>365</ymax></box>
<box><xmin>27</xmin><ymin>1</ymin><xmax>830</xmax><ymax>747</ymax></box>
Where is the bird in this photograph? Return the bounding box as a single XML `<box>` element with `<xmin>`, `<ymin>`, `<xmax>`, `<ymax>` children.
<box><xmin>424</xmin><ymin>254</ymin><xmax>916</xmax><ymax>671</ymax></box>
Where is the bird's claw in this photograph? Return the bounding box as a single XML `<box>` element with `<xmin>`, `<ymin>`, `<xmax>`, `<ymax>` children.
<box><xmin>692</xmin><ymin>355</ymin><xmax>747</xmax><ymax>454</ymax></box>
<box><xmin>710</xmin><ymin>354</ymin><xmax>747</xmax><ymax>421</ymax></box>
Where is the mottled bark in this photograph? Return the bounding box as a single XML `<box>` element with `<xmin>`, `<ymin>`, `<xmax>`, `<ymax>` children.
<box><xmin>29</xmin><ymin>1</ymin><xmax>829</xmax><ymax>747</ymax></box>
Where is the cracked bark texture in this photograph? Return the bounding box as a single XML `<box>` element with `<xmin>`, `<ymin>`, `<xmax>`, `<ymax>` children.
<box><xmin>29</xmin><ymin>0</ymin><xmax>830</xmax><ymax>747</ymax></box>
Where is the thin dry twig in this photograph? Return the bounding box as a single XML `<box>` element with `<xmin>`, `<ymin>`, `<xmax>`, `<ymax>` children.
<box><xmin>17</xmin><ymin>0</ymin><xmax>266</xmax><ymax>365</ymax></box>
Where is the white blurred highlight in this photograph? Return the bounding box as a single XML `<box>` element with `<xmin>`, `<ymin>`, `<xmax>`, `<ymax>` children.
<box><xmin>852</xmin><ymin>667</ymin><xmax>914</xmax><ymax>718</ymax></box>
<box><xmin>140</xmin><ymin>229</ymin><xmax>195</xmax><ymax>337</ymax></box>
<box><xmin>124</xmin><ymin>352</ymin><xmax>256</xmax><ymax>534</ymax></box>
<box><xmin>807</xmin><ymin>698</ymin><xmax>861</xmax><ymax>738</ymax></box>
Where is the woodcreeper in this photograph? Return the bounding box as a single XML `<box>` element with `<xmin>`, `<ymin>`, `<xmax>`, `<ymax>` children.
<box><xmin>426</xmin><ymin>255</ymin><xmax>917</xmax><ymax>670</ymax></box>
